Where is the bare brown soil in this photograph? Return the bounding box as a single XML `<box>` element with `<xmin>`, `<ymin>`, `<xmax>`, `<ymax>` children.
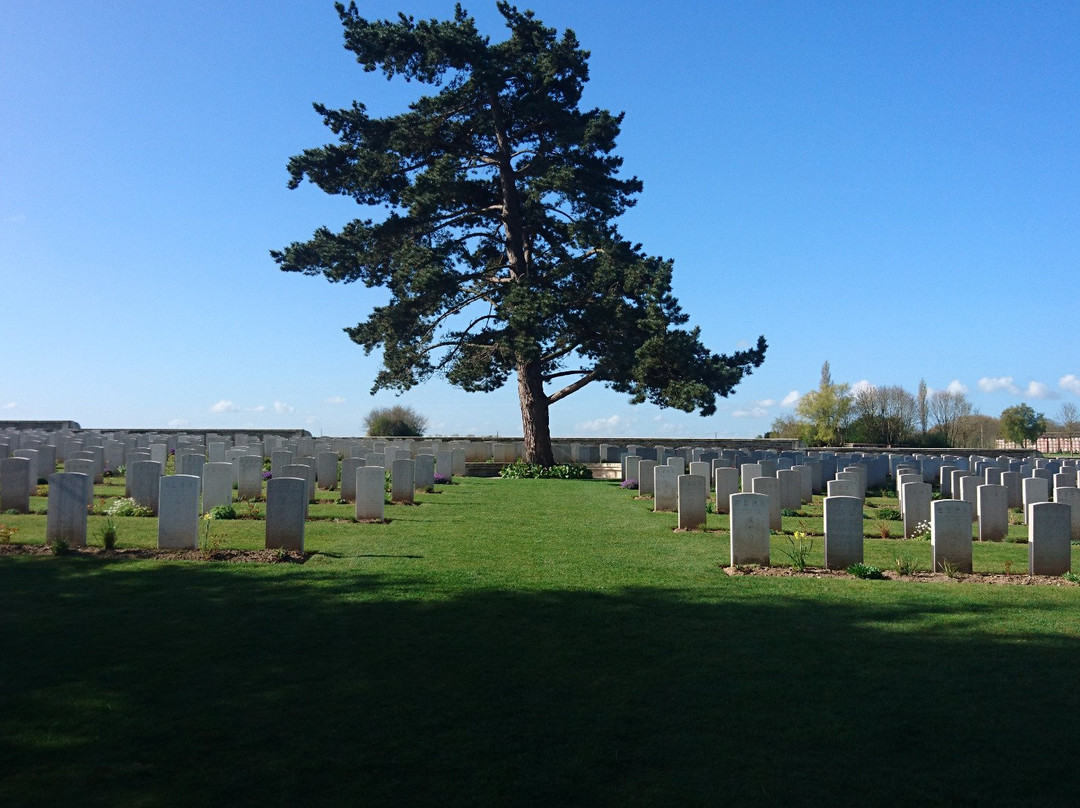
<box><xmin>0</xmin><ymin>544</ymin><xmax>309</xmax><ymax>563</ymax></box>
<box><xmin>723</xmin><ymin>564</ymin><xmax>1078</xmax><ymax>586</ymax></box>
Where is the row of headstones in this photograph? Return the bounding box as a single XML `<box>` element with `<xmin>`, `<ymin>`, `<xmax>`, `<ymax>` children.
<box><xmin>726</xmin><ymin>494</ymin><xmax>1072</xmax><ymax>575</ymax></box>
<box><xmin>624</xmin><ymin>449</ymin><xmax>895</xmax><ymax>491</ymax></box>
<box><xmin>623</xmin><ymin>450</ymin><xmax>1077</xmax><ymax>503</ymax></box>
<box><xmin>40</xmin><ymin>456</ymin><xmax>441</xmax><ymax>551</ymax></box>
<box><xmin>627</xmin><ymin>452</ymin><xmax>1079</xmax><ymax>569</ymax></box>
<box><xmin>635</xmin><ymin>459</ymin><xmax>826</xmax><ymax>533</ymax></box>
<box><xmin>895</xmin><ymin>460</ymin><xmax>1080</xmax><ymax>542</ymax></box>
<box><xmin>0</xmin><ymin>444</ymin><xmax>461</xmax><ymax>515</ymax></box>
<box><xmin>0</xmin><ymin>427</ymin><xmax>517</xmax><ymax>466</ymax></box>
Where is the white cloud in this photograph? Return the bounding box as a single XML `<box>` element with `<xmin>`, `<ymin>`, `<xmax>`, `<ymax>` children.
<box><xmin>756</xmin><ymin>398</ymin><xmax>776</xmax><ymax>408</ymax></box>
<box><xmin>732</xmin><ymin>407</ymin><xmax>769</xmax><ymax>419</ymax></box>
<box><xmin>850</xmin><ymin>379</ymin><xmax>873</xmax><ymax>396</ymax></box>
<box><xmin>1060</xmin><ymin>374</ymin><xmax>1080</xmax><ymax>395</ymax></box>
<box><xmin>304</xmin><ymin>415</ymin><xmax>319</xmax><ymax>425</ymax></box>
<box><xmin>978</xmin><ymin>376</ymin><xmax>1019</xmax><ymax>394</ymax></box>
<box><xmin>1025</xmin><ymin>381</ymin><xmax>1059</xmax><ymax>400</ymax></box>
<box><xmin>251</xmin><ymin>405</ymin><xmax>267</xmax><ymax>413</ymax></box>
<box><xmin>735</xmin><ymin>339</ymin><xmax>751</xmax><ymax>349</ymax></box>
<box><xmin>273</xmin><ymin>401</ymin><xmax>295</xmax><ymax>414</ymax></box>
<box><xmin>2</xmin><ymin>402</ymin><xmax>16</xmax><ymax>410</ymax></box>
<box><xmin>209</xmin><ymin>399</ymin><xmax>239</xmax><ymax>413</ymax></box>
<box><xmin>781</xmin><ymin>390</ymin><xmax>801</xmax><ymax>407</ymax></box>
<box><xmin>578</xmin><ymin>414</ymin><xmax>625</xmax><ymax>433</ymax></box>
<box><xmin>325</xmin><ymin>396</ymin><xmax>347</xmax><ymax>404</ymax></box>
<box><xmin>946</xmin><ymin>379</ymin><xmax>969</xmax><ymax>395</ymax></box>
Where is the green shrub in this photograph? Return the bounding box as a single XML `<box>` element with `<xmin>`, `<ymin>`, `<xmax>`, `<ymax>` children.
<box><xmin>50</xmin><ymin>538</ymin><xmax>71</xmax><ymax>556</ymax></box>
<box><xmin>499</xmin><ymin>461</ymin><xmax>592</xmax><ymax>480</ymax></box>
<box><xmin>847</xmin><ymin>563</ymin><xmax>885</xmax><ymax>580</ymax></box>
<box><xmin>364</xmin><ymin>405</ymin><xmax>428</xmax><ymax>437</ymax></box>
<box><xmin>208</xmin><ymin>504</ymin><xmax>237</xmax><ymax>520</ymax></box>
<box><xmin>99</xmin><ymin>517</ymin><xmax>118</xmax><ymax>550</ymax></box>
<box><xmin>877</xmin><ymin>508</ymin><xmax>901</xmax><ymax>521</ymax></box>
<box><xmin>1063</xmin><ymin>571</ymin><xmax>1080</xmax><ymax>584</ymax></box>
<box><xmin>893</xmin><ymin>552</ymin><xmax>919</xmax><ymax>576</ymax></box>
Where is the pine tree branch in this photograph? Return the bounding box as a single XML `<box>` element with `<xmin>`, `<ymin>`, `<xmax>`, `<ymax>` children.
<box><xmin>547</xmin><ymin>370</ymin><xmax>598</xmax><ymax>404</ymax></box>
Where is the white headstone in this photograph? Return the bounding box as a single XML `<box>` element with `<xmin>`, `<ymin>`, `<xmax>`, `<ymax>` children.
<box><xmin>0</xmin><ymin>456</ymin><xmax>32</xmax><ymax>513</ymax></box>
<box><xmin>638</xmin><ymin>460</ymin><xmax>658</xmax><ymax>497</ymax></box>
<box><xmin>129</xmin><ymin>460</ymin><xmax>163</xmax><ymax>515</ymax></box>
<box><xmin>677</xmin><ymin>474</ymin><xmax>707</xmax><ymax>530</ymax></box>
<box><xmin>824</xmin><ymin>495</ymin><xmax>863</xmax><ymax>569</ymax></box>
<box><xmin>201</xmin><ymin>462</ymin><xmax>234</xmax><ymax>515</ymax></box>
<box><xmin>902</xmin><ymin>481</ymin><xmax>932</xmax><ymax>538</ymax></box>
<box><xmin>730</xmin><ymin>492</ymin><xmax>770</xmax><ymax>565</ymax></box>
<box><xmin>265</xmin><ymin>477</ymin><xmax>306</xmax><ymax>551</ymax></box>
<box><xmin>976</xmin><ymin>484</ymin><xmax>1008</xmax><ymax>542</ymax></box>
<box><xmin>932</xmin><ymin>499</ymin><xmax>973</xmax><ymax>573</ymax></box>
<box><xmin>316</xmin><ymin>451</ymin><xmax>339</xmax><ymax>491</ymax></box>
<box><xmin>46</xmin><ymin>472</ymin><xmax>89</xmax><ymax>547</ymax></box>
<box><xmin>1052</xmin><ymin>486</ymin><xmax>1080</xmax><ymax>542</ymax></box>
<box><xmin>355</xmin><ymin>466</ymin><xmax>386</xmax><ymax>521</ymax></box>
<box><xmin>237</xmin><ymin>455</ymin><xmax>263</xmax><ymax>501</ymax></box>
<box><xmin>714</xmin><ymin>467</ymin><xmax>739</xmax><ymax>514</ymax></box>
<box><xmin>158</xmin><ymin>475</ymin><xmax>200</xmax><ymax>549</ymax></box>
<box><xmin>653</xmin><ymin>465</ymin><xmax>679</xmax><ymax>512</ymax></box>
<box><xmin>1029</xmin><ymin>502</ymin><xmax>1071</xmax><ymax>575</ymax></box>
<box><xmin>391</xmin><ymin>458</ymin><xmax>415</xmax><ymax>503</ymax></box>
<box><xmin>414</xmin><ymin>453</ymin><xmax>435</xmax><ymax>492</ymax></box>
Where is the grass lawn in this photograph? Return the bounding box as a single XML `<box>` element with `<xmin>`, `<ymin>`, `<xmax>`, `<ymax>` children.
<box><xmin>3</xmin><ymin>476</ymin><xmax>1080</xmax><ymax>806</ymax></box>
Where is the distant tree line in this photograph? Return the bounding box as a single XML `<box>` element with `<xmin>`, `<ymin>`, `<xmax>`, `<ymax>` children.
<box><xmin>767</xmin><ymin>362</ymin><xmax>1069</xmax><ymax>449</ymax></box>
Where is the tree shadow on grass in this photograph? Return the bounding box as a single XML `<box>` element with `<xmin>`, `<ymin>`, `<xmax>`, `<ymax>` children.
<box><xmin>1</xmin><ymin>557</ymin><xmax>1078</xmax><ymax>807</ymax></box>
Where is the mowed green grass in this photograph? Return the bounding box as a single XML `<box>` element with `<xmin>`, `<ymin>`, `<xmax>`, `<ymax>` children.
<box><xmin>3</xmin><ymin>477</ymin><xmax>1080</xmax><ymax>806</ymax></box>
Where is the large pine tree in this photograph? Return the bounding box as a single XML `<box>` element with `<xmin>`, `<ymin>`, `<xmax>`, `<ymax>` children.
<box><xmin>273</xmin><ymin>2</ymin><xmax>766</xmax><ymax>464</ymax></box>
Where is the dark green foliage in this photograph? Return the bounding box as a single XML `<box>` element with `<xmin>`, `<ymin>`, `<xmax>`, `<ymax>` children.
<box><xmin>208</xmin><ymin>504</ymin><xmax>237</xmax><ymax>520</ymax></box>
<box><xmin>847</xmin><ymin>563</ymin><xmax>885</xmax><ymax>579</ymax></box>
<box><xmin>498</xmin><ymin>460</ymin><xmax>592</xmax><ymax>479</ymax></box>
<box><xmin>273</xmin><ymin>2</ymin><xmax>765</xmax><ymax>463</ymax></box>
<box><xmin>999</xmin><ymin>403</ymin><xmax>1047</xmax><ymax>447</ymax></box>
<box><xmin>363</xmin><ymin>404</ymin><xmax>428</xmax><ymax>436</ymax></box>
<box><xmin>877</xmin><ymin>508</ymin><xmax>902</xmax><ymax>521</ymax></box>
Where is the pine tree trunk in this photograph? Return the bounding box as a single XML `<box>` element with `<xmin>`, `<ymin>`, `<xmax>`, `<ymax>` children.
<box><xmin>517</xmin><ymin>360</ymin><xmax>555</xmax><ymax>466</ymax></box>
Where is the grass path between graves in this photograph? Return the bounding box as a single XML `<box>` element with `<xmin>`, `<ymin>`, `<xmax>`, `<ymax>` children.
<box><xmin>3</xmin><ymin>477</ymin><xmax>1080</xmax><ymax>806</ymax></box>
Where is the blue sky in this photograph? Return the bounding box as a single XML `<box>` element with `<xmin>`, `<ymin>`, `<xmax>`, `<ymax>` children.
<box><xmin>2</xmin><ymin>1</ymin><xmax>1078</xmax><ymax>437</ymax></box>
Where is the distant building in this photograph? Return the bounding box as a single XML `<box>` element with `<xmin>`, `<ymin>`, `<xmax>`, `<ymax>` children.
<box><xmin>997</xmin><ymin>432</ymin><xmax>1080</xmax><ymax>453</ymax></box>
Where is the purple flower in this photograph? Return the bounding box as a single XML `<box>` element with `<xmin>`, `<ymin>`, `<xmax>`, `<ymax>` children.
<box><xmin>434</xmin><ymin>473</ymin><xmax>452</xmax><ymax>485</ymax></box>
<box><xmin>262</xmin><ymin>471</ymin><xmax>273</xmax><ymax>480</ymax></box>
<box><xmin>620</xmin><ymin>478</ymin><xmax>638</xmax><ymax>490</ymax></box>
